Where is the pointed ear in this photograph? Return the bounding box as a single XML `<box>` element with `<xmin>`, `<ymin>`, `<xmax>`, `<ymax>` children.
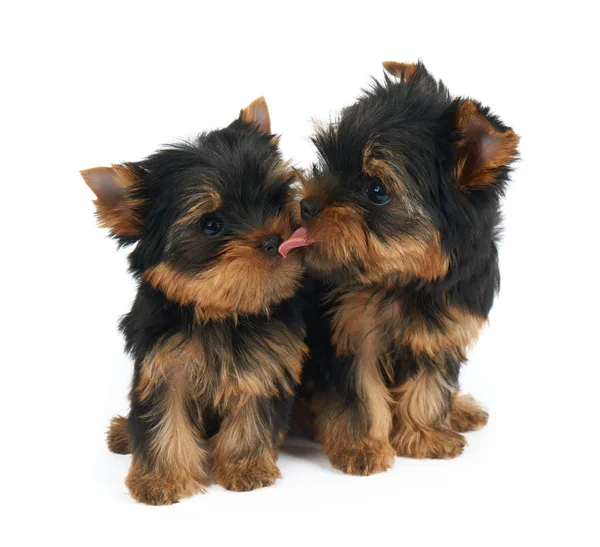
<box><xmin>382</xmin><ymin>61</ymin><xmax>417</xmax><ymax>82</ymax></box>
<box><xmin>80</xmin><ymin>164</ymin><xmax>145</xmax><ymax>239</ymax></box>
<box><xmin>240</xmin><ymin>96</ymin><xmax>271</xmax><ymax>135</ymax></box>
<box><xmin>453</xmin><ymin>100</ymin><xmax>520</xmax><ymax>190</ymax></box>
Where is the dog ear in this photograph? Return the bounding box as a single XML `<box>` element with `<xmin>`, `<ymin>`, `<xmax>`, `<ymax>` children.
<box><xmin>240</xmin><ymin>96</ymin><xmax>271</xmax><ymax>135</ymax></box>
<box><xmin>453</xmin><ymin>100</ymin><xmax>519</xmax><ymax>190</ymax></box>
<box><xmin>382</xmin><ymin>61</ymin><xmax>441</xmax><ymax>95</ymax></box>
<box><xmin>80</xmin><ymin>164</ymin><xmax>145</xmax><ymax>240</ymax></box>
<box><xmin>382</xmin><ymin>61</ymin><xmax>417</xmax><ymax>82</ymax></box>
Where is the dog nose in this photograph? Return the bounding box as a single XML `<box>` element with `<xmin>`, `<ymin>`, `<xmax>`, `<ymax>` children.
<box><xmin>261</xmin><ymin>234</ymin><xmax>283</xmax><ymax>257</ymax></box>
<box><xmin>300</xmin><ymin>197</ymin><xmax>324</xmax><ymax>220</ymax></box>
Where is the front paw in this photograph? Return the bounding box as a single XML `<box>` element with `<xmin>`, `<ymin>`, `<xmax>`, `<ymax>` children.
<box><xmin>328</xmin><ymin>438</ymin><xmax>395</xmax><ymax>476</ymax></box>
<box><xmin>214</xmin><ymin>456</ymin><xmax>281</xmax><ymax>492</ymax></box>
<box><xmin>126</xmin><ymin>461</ymin><xmax>205</xmax><ymax>505</ymax></box>
<box><xmin>392</xmin><ymin>428</ymin><xmax>466</xmax><ymax>460</ymax></box>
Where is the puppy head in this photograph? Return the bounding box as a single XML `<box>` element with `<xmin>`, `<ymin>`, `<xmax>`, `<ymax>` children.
<box><xmin>81</xmin><ymin>97</ymin><xmax>303</xmax><ymax>320</ymax></box>
<box><xmin>284</xmin><ymin>61</ymin><xmax>519</xmax><ymax>285</ymax></box>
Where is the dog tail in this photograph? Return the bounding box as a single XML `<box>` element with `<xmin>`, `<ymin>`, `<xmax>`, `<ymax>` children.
<box><xmin>107</xmin><ymin>415</ymin><xmax>132</xmax><ymax>454</ymax></box>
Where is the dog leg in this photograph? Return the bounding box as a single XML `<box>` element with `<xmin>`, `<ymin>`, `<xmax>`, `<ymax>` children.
<box><xmin>391</xmin><ymin>369</ymin><xmax>466</xmax><ymax>459</ymax></box>
<box><xmin>212</xmin><ymin>396</ymin><xmax>284</xmax><ymax>492</ymax></box>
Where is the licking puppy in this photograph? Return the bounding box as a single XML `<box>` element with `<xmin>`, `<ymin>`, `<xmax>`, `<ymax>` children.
<box><xmin>81</xmin><ymin>98</ymin><xmax>307</xmax><ymax>504</ymax></box>
<box><xmin>282</xmin><ymin>62</ymin><xmax>519</xmax><ymax>475</ymax></box>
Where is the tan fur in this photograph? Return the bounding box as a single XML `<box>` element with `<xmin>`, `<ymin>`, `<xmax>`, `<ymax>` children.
<box><xmin>382</xmin><ymin>61</ymin><xmax>417</xmax><ymax>82</ymax></box>
<box><xmin>211</xmin><ymin>338</ymin><xmax>306</xmax><ymax>407</ymax></box>
<box><xmin>449</xmin><ymin>391</ymin><xmax>489</xmax><ymax>432</ymax></box>
<box><xmin>313</xmin><ymin>293</ymin><xmax>395</xmax><ymax>475</ymax></box>
<box><xmin>136</xmin><ymin>334</ymin><xmax>191</xmax><ymax>402</ymax></box>
<box><xmin>333</xmin><ymin>288</ymin><xmax>481</xmax><ymax>359</ymax></box>
<box><xmin>213</xmin><ymin>452</ymin><xmax>280</xmax><ymax>492</ymax></box>
<box><xmin>124</xmin><ymin>321</ymin><xmax>305</xmax><ymax>502</ymax></box>
<box><xmin>172</xmin><ymin>189</ymin><xmax>222</xmax><ymax>228</ymax></box>
<box><xmin>81</xmin><ymin>165</ymin><xmax>144</xmax><ymax>237</ymax></box>
<box><xmin>138</xmin><ymin>333</ymin><xmax>305</xmax><ymax>411</ymax></box>
<box><xmin>301</xmin><ymin>282</ymin><xmax>486</xmax><ymax>469</ymax></box>
<box><xmin>314</xmin><ymin>396</ymin><xmax>395</xmax><ymax>476</ymax></box>
<box><xmin>390</xmin><ymin>369</ymin><xmax>466</xmax><ymax>459</ymax></box>
<box><xmin>402</xmin><ymin>307</ymin><xmax>485</xmax><ymax>357</ymax></box>
<box><xmin>326</xmin><ymin>436</ymin><xmax>395</xmax><ymax>476</ymax></box>
<box><xmin>212</xmin><ymin>397</ymin><xmax>281</xmax><ymax>491</ymax></box>
<box><xmin>148</xmin><ymin>370</ymin><xmax>207</xmax><ymax>484</ymax></box>
<box><xmin>454</xmin><ymin>100</ymin><xmax>520</xmax><ymax>188</ymax></box>
<box><xmin>301</xmin><ymin>204</ymin><xmax>448</xmax><ymax>282</ymax></box>
<box><xmin>143</xmin><ymin>220</ymin><xmax>304</xmax><ymax>321</ymax></box>
<box><xmin>366</xmin><ymin>232</ymin><xmax>449</xmax><ymax>282</ymax></box>
<box><xmin>309</xmin><ymin>204</ymin><xmax>369</xmax><ymax>264</ymax></box>
<box><xmin>208</xmin><ymin>331</ymin><xmax>307</xmax><ymax>407</ymax></box>
<box><xmin>362</xmin><ymin>144</ymin><xmax>450</xmax><ymax>281</ymax></box>
<box><xmin>362</xmin><ymin>144</ymin><xmax>408</xmax><ymax>195</ymax></box>
<box><xmin>297</xmin><ymin>164</ymin><xmax>449</xmax><ymax>282</ymax></box>
<box><xmin>106</xmin><ymin>415</ymin><xmax>131</xmax><ymax>454</ymax></box>
<box><xmin>126</xmin><ymin>337</ymin><xmax>209</xmax><ymax>504</ymax></box>
<box><xmin>329</xmin><ymin>286</ymin><xmax>485</xmax><ymax>462</ymax></box>
<box><xmin>240</xmin><ymin>96</ymin><xmax>271</xmax><ymax>134</ymax></box>
<box><xmin>333</xmin><ymin>294</ymin><xmax>393</xmax><ymax>437</ymax></box>
<box><xmin>126</xmin><ymin>456</ymin><xmax>206</xmax><ymax>506</ymax></box>
<box><xmin>290</xmin><ymin>169</ymin><xmax>328</xmax><ymax>212</ymax></box>
<box><xmin>357</xmin><ymin>329</ymin><xmax>393</xmax><ymax>442</ymax></box>
<box><xmin>331</xmin><ymin>288</ymin><xmax>377</xmax><ymax>353</ymax></box>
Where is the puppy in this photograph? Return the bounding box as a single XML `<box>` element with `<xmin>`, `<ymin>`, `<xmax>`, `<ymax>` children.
<box><xmin>81</xmin><ymin>98</ymin><xmax>307</xmax><ymax>504</ymax></box>
<box><xmin>282</xmin><ymin>62</ymin><xmax>519</xmax><ymax>475</ymax></box>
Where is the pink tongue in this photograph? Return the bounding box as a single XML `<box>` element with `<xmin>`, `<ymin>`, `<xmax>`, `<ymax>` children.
<box><xmin>278</xmin><ymin>227</ymin><xmax>315</xmax><ymax>258</ymax></box>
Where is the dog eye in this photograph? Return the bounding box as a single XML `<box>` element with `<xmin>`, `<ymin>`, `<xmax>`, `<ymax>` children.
<box><xmin>201</xmin><ymin>216</ymin><xmax>224</xmax><ymax>236</ymax></box>
<box><xmin>366</xmin><ymin>181</ymin><xmax>391</xmax><ymax>205</ymax></box>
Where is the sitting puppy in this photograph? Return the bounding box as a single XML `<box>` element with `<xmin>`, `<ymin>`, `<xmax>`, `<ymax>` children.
<box><xmin>281</xmin><ymin>62</ymin><xmax>519</xmax><ymax>475</ymax></box>
<box><xmin>81</xmin><ymin>98</ymin><xmax>307</xmax><ymax>504</ymax></box>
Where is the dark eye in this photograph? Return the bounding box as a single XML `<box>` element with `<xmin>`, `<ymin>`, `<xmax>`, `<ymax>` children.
<box><xmin>201</xmin><ymin>216</ymin><xmax>224</xmax><ymax>236</ymax></box>
<box><xmin>366</xmin><ymin>181</ymin><xmax>391</xmax><ymax>205</ymax></box>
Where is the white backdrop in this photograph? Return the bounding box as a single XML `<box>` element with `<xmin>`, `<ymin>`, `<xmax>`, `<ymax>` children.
<box><xmin>2</xmin><ymin>1</ymin><xmax>598</xmax><ymax>546</ymax></box>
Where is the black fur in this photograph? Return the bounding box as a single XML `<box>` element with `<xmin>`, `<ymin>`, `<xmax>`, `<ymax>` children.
<box><xmin>85</xmin><ymin>105</ymin><xmax>307</xmax><ymax>502</ymax></box>
<box><xmin>295</xmin><ymin>61</ymin><xmax>519</xmax><ymax>470</ymax></box>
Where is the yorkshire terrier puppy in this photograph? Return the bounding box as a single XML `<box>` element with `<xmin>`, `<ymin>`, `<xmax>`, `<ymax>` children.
<box><xmin>81</xmin><ymin>98</ymin><xmax>307</xmax><ymax>504</ymax></box>
<box><xmin>282</xmin><ymin>62</ymin><xmax>519</xmax><ymax>475</ymax></box>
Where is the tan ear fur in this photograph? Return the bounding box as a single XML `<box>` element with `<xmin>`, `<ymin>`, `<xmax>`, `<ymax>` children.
<box><xmin>454</xmin><ymin>101</ymin><xmax>520</xmax><ymax>189</ymax></box>
<box><xmin>240</xmin><ymin>96</ymin><xmax>271</xmax><ymax>135</ymax></box>
<box><xmin>382</xmin><ymin>61</ymin><xmax>417</xmax><ymax>82</ymax></box>
<box><xmin>80</xmin><ymin>164</ymin><xmax>144</xmax><ymax>237</ymax></box>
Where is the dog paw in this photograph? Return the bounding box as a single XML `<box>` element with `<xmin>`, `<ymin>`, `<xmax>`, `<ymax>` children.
<box><xmin>214</xmin><ymin>458</ymin><xmax>281</xmax><ymax>492</ymax></box>
<box><xmin>328</xmin><ymin>439</ymin><xmax>395</xmax><ymax>476</ymax></box>
<box><xmin>392</xmin><ymin>428</ymin><xmax>466</xmax><ymax>460</ymax></box>
<box><xmin>449</xmin><ymin>394</ymin><xmax>489</xmax><ymax>432</ymax></box>
<box><xmin>127</xmin><ymin>480</ymin><xmax>181</xmax><ymax>506</ymax></box>
<box><xmin>126</xmin><ymin>462</ymin><xmax>205</xmax><ymax>505</ymax></box>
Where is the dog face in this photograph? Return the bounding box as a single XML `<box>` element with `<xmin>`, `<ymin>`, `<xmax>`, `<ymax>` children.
<box><xmin>281</xmin><ymin>62</ymin><xmax>519</xmax><ymax>286</ymax></box>
<box><xmin>82</xmin><ymin>98</ymin><xmax>304</xmax><ymax>319</ymax></box>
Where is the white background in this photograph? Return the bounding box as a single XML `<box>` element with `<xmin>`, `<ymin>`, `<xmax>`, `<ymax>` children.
<box><xmin>2</xmin><ymin>1</ymin><xmax>599</xmax><ymax>546</ymax></box>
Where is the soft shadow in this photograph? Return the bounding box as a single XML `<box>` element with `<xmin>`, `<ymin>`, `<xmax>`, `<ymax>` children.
<box><xmin>280</xmin><ymin>434</ymin><xmax>335</xmax><ymax>472</ymax></box>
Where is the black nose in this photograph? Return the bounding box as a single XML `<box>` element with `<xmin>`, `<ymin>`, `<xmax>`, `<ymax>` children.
<box><xmin>261</xmin><ymin>234</ymin><xmax>283</xmax><ymax>257</ymax></box>
<box><xmin>300</xmin><ymin>197</ymin><xmax>324</xmax><ymax>220</ymax></box>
